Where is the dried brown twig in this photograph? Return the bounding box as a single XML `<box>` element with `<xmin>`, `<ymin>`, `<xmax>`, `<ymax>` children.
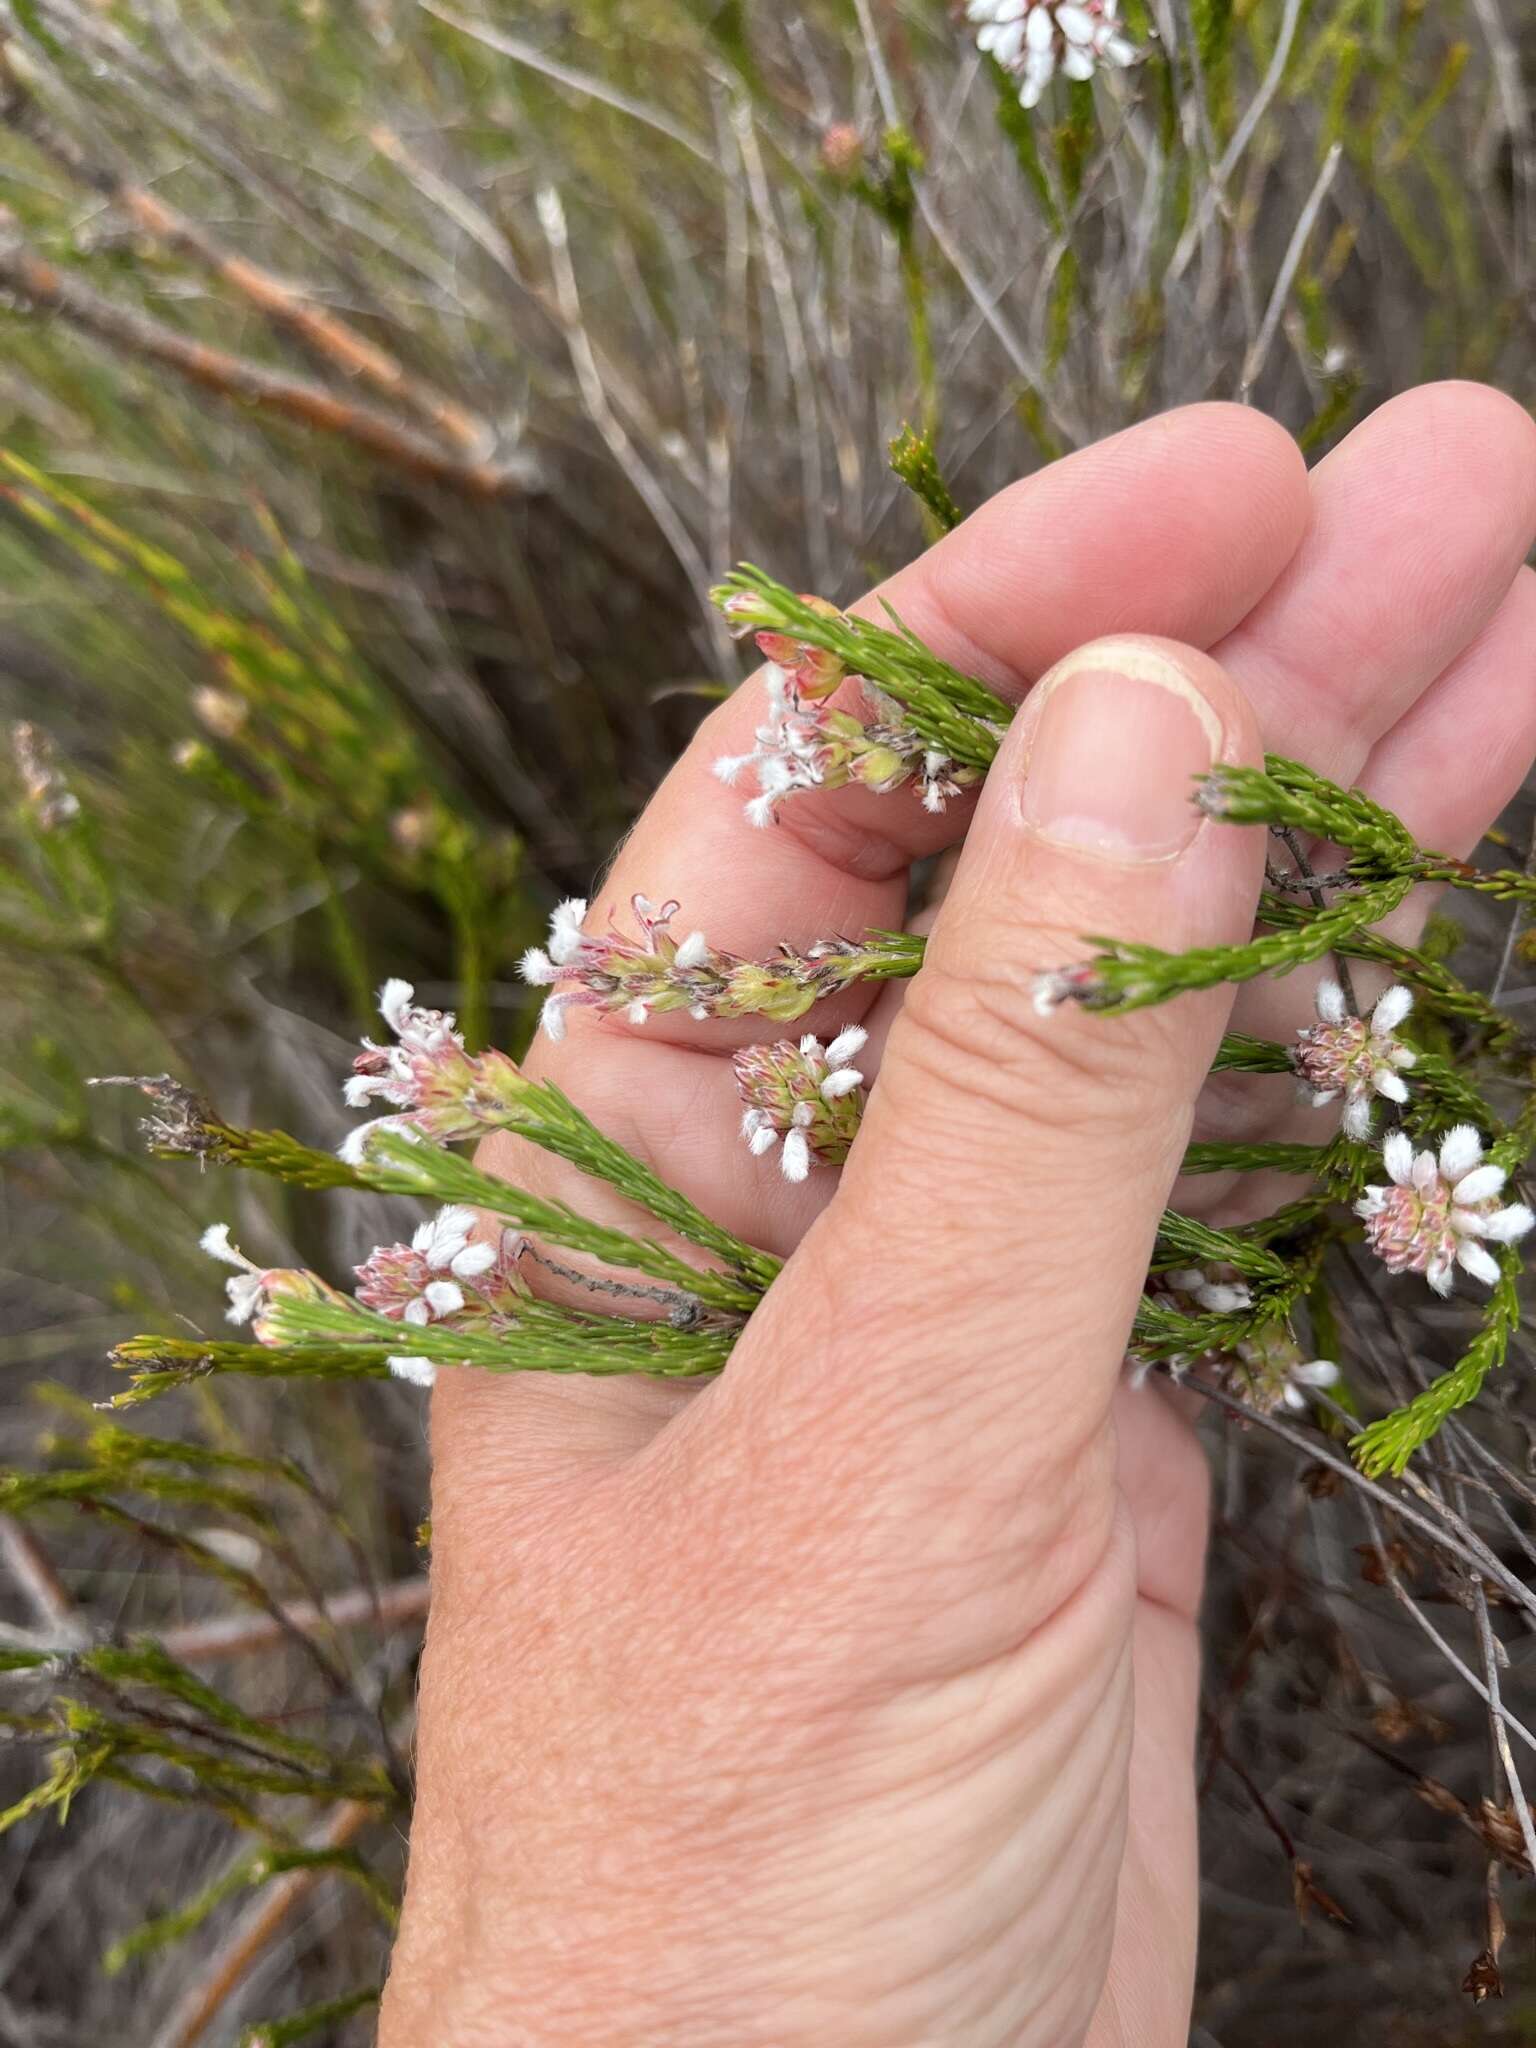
<box><xmin>147</xmin><ymin>1772</ymin><xmax>395</xmax><ymax>2048</ymax></box>
<box><xmin>160</xmin><ymin>1575</ymin><xmax>430</xmax><ymax>1667</ymax></box>
<box><xmin>0</xmin><ymin>215</ymin><xmax>538</xmax><ymax>501</ymax></box>
<box><xmin>0</xmin><ymin>1516</ymin><xmax>82</xmax><ymax>1642</ymax></box>
<box><xmin>0</xmin><ymin>46</ymin><xmax>496</xmax><ymax>462</ymax></box>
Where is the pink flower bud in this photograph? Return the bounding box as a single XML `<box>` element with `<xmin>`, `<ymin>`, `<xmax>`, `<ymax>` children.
<box><xmin>733</xmin><ymin>1029</ymin><xmax>868</xmax><ymax>1179</ymax></box>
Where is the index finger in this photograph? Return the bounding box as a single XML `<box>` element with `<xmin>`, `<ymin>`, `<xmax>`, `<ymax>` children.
<box><xmin>537</xmin><ymin>402</ymin><xmax>1307</xmax><ymax>1063</ymax></box>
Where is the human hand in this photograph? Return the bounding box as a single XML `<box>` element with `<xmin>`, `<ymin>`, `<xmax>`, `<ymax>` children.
<box><xmin>380</xmin><ymin>387</ymin><xmax>1536</xmax><ymax>2047</ymax></box>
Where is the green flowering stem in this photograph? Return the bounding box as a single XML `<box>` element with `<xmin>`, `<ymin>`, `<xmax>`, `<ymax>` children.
<box><xmin>1489</xmin><ymin>1087</ymin><xmax>1536</xmax><ymax>1174</ymax></box>
<box><xmin>456</xmin><ymin>1081</ymin><xmax>781</xmax><ymax>1291</ymax></box>
<box><xmin>0</xmin><ymin>1462</ymin><xmax>277</xmax><ymax>1533</ymax></box>
<box><xmin>1072</xmin><ymin>873</ymin><xmax>1418</xmax><ymax>1016</ymax></box>
<box><xmin>107</xmin><ymin>1337</ymin><xmax>390</xmax><ymax>1402</ymax></box>
<box><xmin>1255</xmin><ymin>906</ymin><xmax>1523</xmax><ymax>1052</ymax></box>
<box><xmin>1134</xmin><ymin>1297</ymin><xmax>1286</xmax><ymax>1366</ymax></box>
<box><xmin>712</xmin><ymin>565</ymin><xmax>1010</xmax><ymax>769</ymax></box>
<box><xmin>888</xmin><ymin>423</ymin><xmax>963</xmax><ymax>537</ymax></box>
<box><xmin>362</xmin><ymin>1130</ymin><xmax>763</xmax><ymax>1312</ymax></box>
<box><xmin>1201</xmin><ymin>755</ymin><xmax>1419</xmax><ymax>862</ymax></box>
<box><xmin>1351</xmin><ymin>1250</ymin><xmax>1523</xmax><ymax>1476</ymax></box>
<box><xmin>0</xmin><ymin>1734</ymin><xmax>115</xmax><ymax>1834</ymax></box>
<box><xmin>1232</xmin><ymin>1190</ymin><xmax>1346</xmax><ymax>1247</ymax></box>
<box><xmin>1180</xmin><ymin>1140</ymin><xmax>1333</xmax><ymax>1178</ymax></box>
<box><xmin>837</xmin><ymin>928</ymin><xmax>929</xmax><ymax>982</ymax></box>
<box><xmin>81</xmin><ymin>1640</ymin><xmax>340</xmax><ymax>1774</ymax></box>
<box><xmin>1154</xmin><ymin>1210</ymin><xmax>1291</xmax><ymax>1285</ymax></box>
<box><xmin>261</xmin><ymin>1288</ymin><xmax>736</xmax><ymax>1377</ymax></box>
<box><xmin>1210</xmin><ymin>1032</ymin><xmax>1294</xmax><ymax>1074</ymax></box>
<box><xmin>111</xmin><ymin>1299</ymin><xmax>736</xmax><ymax>1407</ymax></box>
<box><xmin>1136</xmin><ymin>1231</ymin><xmax>1328</xmax><ymax>1370</ymax></box>
<box><xmin>77</xmin><ymin>1423</ymin><xmax>332</xmax><ymax>1511</ymax></box>
<box><xmin>100</xmin><ymin>1073</ymin><xmax>782</xmax><ymax>1294</ymax></box>
<box><xmin>104</xmin><ymin>1076</ymin><xmax>772</xmax><ymax>1311</ymax></box>
<box><xmin>34</xmin><ymin>1700</ymin><xmax>390</xmax><ymax>1809</ymax></box>
<box><xmin>1407</xmin><ymin>1049</ymin><xmax>1510</xmax><ymax>1133</ymax></box>
<box><xmin>1413</xmin><ymin>855</ymin><xmax>1536</xmax><ymax>905</ymax></box>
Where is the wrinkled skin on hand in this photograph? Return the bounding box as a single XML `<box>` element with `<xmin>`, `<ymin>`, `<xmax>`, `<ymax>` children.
<box><xmin>381</xmin><ymin>387</ymin><xmax>1536</xmax><ymax>2048</ymax></box>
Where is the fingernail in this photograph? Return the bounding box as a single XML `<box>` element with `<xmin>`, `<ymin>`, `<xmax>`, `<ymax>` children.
<box><xmin>1019</xmin><ymin>641</ymin><xmax>1222</xmax><ymax>863</ymax></box>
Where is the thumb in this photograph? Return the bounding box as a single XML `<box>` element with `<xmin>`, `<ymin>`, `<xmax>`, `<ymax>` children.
<box><xmin>689</xmin><ymin>635</ymin><xmax>1264</xmax><ymax>1586</ymax></box>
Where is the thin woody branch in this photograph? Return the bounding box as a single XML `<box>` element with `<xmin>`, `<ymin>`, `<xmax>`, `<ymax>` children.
<box><xmin>1</xmin><ymin>1515</ymin><xmax>81</xmax><ymax>1638</ymax></box>
<box><xmin>160</xmin><ymin>1576</ymin><xmax>430</xmax><ymax>1666</ymax></box>
<box><xmin>148</xmin><ymin>1762</ymin><xmax>399</xmax><ymax>2048</ymax></box>
<box><xmin>0</xmin><ymin>214</ymin><xmax>538</xmax><ymax>502</ymax></box>
<box><xmin>0</xmin><ymin>48</ymin><xmax>496</xmax><ymax>462</ymax></box>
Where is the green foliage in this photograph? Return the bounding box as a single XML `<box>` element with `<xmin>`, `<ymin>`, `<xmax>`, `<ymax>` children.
<box><xmin>238</xmin><ymin>1984</ymin><xmax>382</xmax><ymax>2048</ymax></box>
<box><xmin>713</xmin><ymin>566</ymin><xmax>1011</xmax><ymax>762</ymax></box>
<box><xmin>1352</xmin><ymin>1252</ymin><xmax>1524</xmax><ymax>1477</ymax></box>
<box><xmin>888</xmin><ymin>424</ymin><xmax>964</xmax><ymax>538</ymax></box>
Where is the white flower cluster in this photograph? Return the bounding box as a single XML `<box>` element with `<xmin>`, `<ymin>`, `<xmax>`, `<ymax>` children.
<box><xmin>521</xmin><ymin>894</ymin><xmax>714</xmax><ymax>1040</ymax></box>
<box><xmin>1152</xmin><ymin>1266</ymin><xmax>1339</xmax><ymax>1413</ymax></box>
<box><xmin>354</xmin><ymin>1206</ymin><xmax>524</xmax><ymax>1390</ymax></box>
<box><xmin>966</xmin><ymin>0</ymin><xmax>1137</xmax><ymax>108</ymax></box>
<box><xmin>1292</xmin><ymin>980</ymin><xmax>1416</xmax><ymax>1139</ymax></box>
<box><xmin>735</xmin><ymin>1026</ymin><xmax>868</xmax><ymax>1181</ymax></box>
<box><xmin>1357</xmin><ymin>1127</ymin><xmax>1534</xmax><ymax>1296</ymax></box>
<box><xmin>200</xmin><ymin>1222</ymin><xmax>271</xmax><ymax>1326</ymax></box>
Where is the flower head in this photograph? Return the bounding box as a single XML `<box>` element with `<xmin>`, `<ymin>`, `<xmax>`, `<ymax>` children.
<box><xmin>1229</xmin><ymin>1318</ymin><xmax>1339</xmax><ymax>1414</ymax></box>
<box><xmin>1145</xmin><ymin>1265</ymin><xmax>1336</xmax><ymax>1415</ymax></box>
<box><xmin>1031</xmin><ymin>961</ymin><xmax>1107</xmax><ymax>1017</ymax></box>
<box><xmin>12</xmin><ymin>722</ymin><xmax>80</xmax><ymax>830</ymax></box>
<box><xmin>1356</xmin><ymin>1126</ymin><xmax>1534</xmax><ymax>1295</ymax></box>
<box><xmin>201</xmin><ymin>1221</ymin><xmax>268</xmax><ymax>1325</ymax></box>
<box><xmin>521</xmin><ymin>893</ymin><xmax>719</xmax><ymax>1039</ymax></box>
<box><xmin>714</xmin><ymin>655</ymin><xmax>976</xmax><ymax>828</ymax></box>
<box><xmin>200</xmin><ymin>1224</ymin><xmax>324</xmax><ymax>1342</ymax></box>
<box><xmin>355</xmin><ymin>1207</ymin><xmax>524</xmax><ymax>1325</ymax></box>
<box><xmin>752</xmin><ymin>595</ymin><xmax>847</xmax><ymax>701</ymax></box>
<box><xmin>966</xmin><ymin>0</ymin><xmax>1137</xmax><ymax>108</ymax></box>
<box><xmin>1161</xmin><ymin>1266</ymin><xmax>1253</xmax><ymax>1316</ymax></box>
<box><xmin>1293</xmin><ymin>980</ymin><xmax>1416</xmax><ymax>1138</ymax></box>
<box><xmin>388</xmin><ymin>1355</ymin><xmax>437</xmax><ymax>1388</ymax></box>
<box><xmin>518</xmin><ymin>893</ymin><xmax>875</xmax><ymax>1036</ymax></box>
<box><xmin>1278</xmin><ymin>1358</ymin><xmax>1341</xmax><ymax>1411</ymax></box>
<box><xmin>819</xmin><ymin>123</ymin><xmax>866</xmax><ymax>179</ymax></box>
<box><xmin>192</xmin><ymin>685</ymin><xmax>248</xmax><ymax>740</ymax></box>
<box><xmin>340</xmin><ymin>979</ymin><xmax>524</xmax><ymax>1161</ymax></box>
<box><xmin>734</xmin><ymin>1027</ymin><xmax>868</xmax><ymax>1181</ymax></box>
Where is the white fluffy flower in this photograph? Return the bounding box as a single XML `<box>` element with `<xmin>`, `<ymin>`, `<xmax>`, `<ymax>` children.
<box><xmin>967</xmin><ymin>0</ymin><xmax>1137</xmax><ymax>108</ymax></box>
<box><xmin>1356</xmin><ymin>1125</ymin><xmax>1535</xmax><ymax>1295</ymax></box>
<box><xmin>1280</xmin><ymin>1359</ymin><xmax>1339</xmax><ymax>1412</ymax></box>
<box><xmin>412</xmin><ymin>1205</ymin><xmax>497</xmax><ymax>1281</ymax></box>
<box><xmin>547</xmin><ymin>897</ymin><xmax>589</xmax><ymax>965</ymax></box>
<box><xmin>1163</xmin><ymin>1267</ymin><xmax>1253</xmax><ymax>1316</ymax></box>
<box><xmin>518</xmin><ymin>892</ymin><xmax>727</xmax><ymax>1038</ymax></box>
<box><xmin>388</xmin><ymin>1355</ymin><xmax>437</xmax><ymax>1388</ymax></box>
<box><xmin>1292</xmin><ymin>979</ymin><xmax>1416</xmax><ymax>1139</ymax></box>
<box><xmin>354</xmin><ymin>1205</ymin><xmax>510</xmax><ymax>1331</ymax></box>
<box><xmin>735</xmin><ymin>1026</ymin><xmax>868</xmax><ymax>1181</ymax></box>
<box><xmin>388</xmin><ymin>1207</ymin><xmax>498</xmax><ymax>1324</ymax></box>
<box><xmin>342</xmin><ymin>981</ymin><xmax>464</xmax><ymax>1115</ymax></box>
<box><xmin>200</xmin><ymin>1222</ymin><xmax>268</xmax><ymax>1325</ymax></box>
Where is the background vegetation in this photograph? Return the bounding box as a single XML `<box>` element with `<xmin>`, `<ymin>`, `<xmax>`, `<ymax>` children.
<box><xmin>0</xmin><ymin>0</ymin><xmax>1533</xmax><ymax>2040</ymax></box>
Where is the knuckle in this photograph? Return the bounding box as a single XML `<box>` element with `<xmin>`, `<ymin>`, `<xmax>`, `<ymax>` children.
<box><xmin>890</xmin><ymin>929</ymin><xmax>1180</xmax><ymax>1144</ymax></box>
